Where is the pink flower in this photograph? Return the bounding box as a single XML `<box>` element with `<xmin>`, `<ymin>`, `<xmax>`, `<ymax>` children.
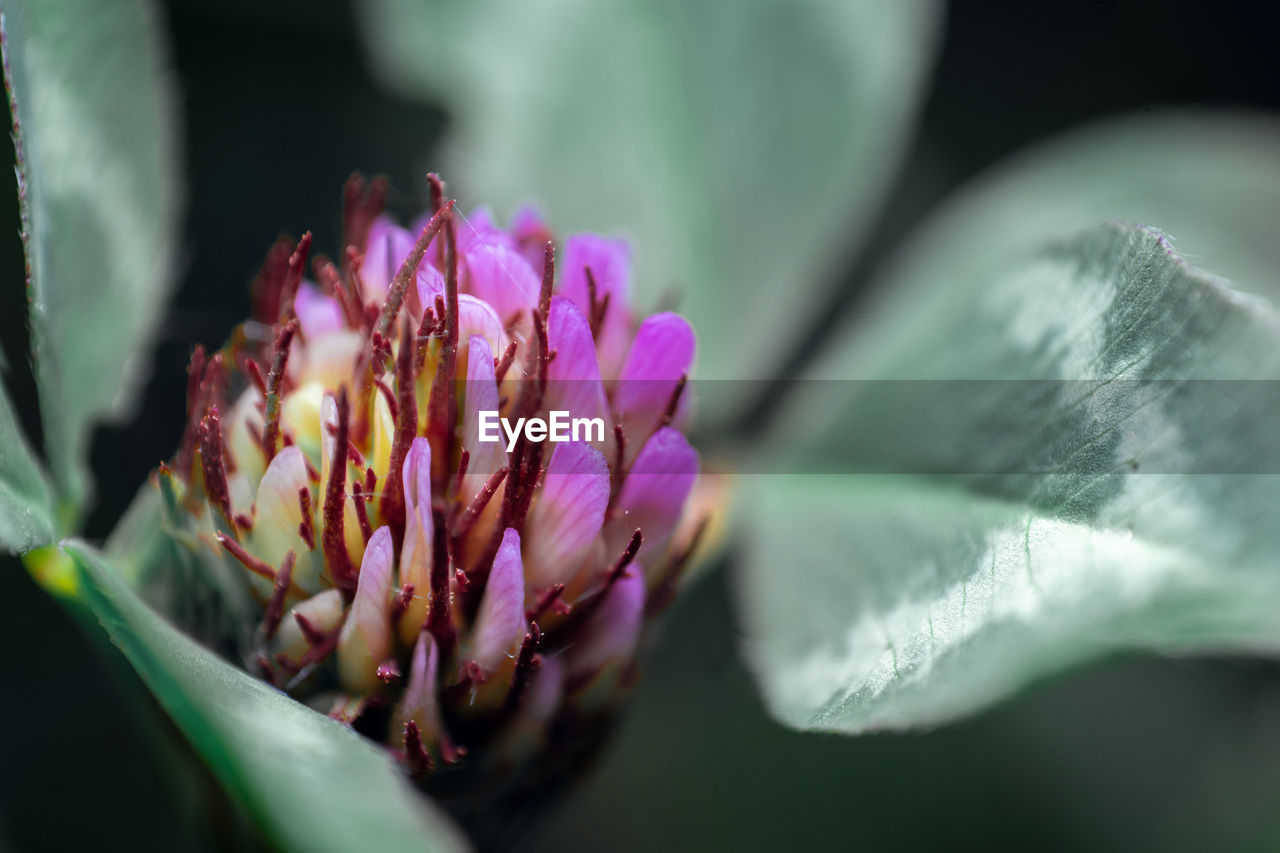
<box><xmin>160</xmin><ymin>174</ymin><xmax>711</xmax><ymax>783</ymax></box>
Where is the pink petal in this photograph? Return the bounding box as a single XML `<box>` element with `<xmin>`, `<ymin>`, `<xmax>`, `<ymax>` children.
<box><xmin>363</xmin><ymin>216</ymin><xmax>415</xmax><ymax>303</ymax></box>
<box><xmin>545</xmin><ymin>296</ymin><xmax>611</xmax><ymax>454</ymax></box>
<box><xmin>398</xmin><ymin>438</ymin><xmax>433</xmax><ymax>642</ymax></box>
<box><xmin>524</xmin><ymin>440</ymin><xmax>610</xmax><ymax>588</ymax></box>
<box><xmin>457</xmin><ymin>294</ymin><xmax>511</xmax><ymax>362</ymax></box>
<box><xmin>568</xmin><ymin>566</ymin><xmax>644</xmax><ymax>678</ymax></box>
<box><xmin>455</xmin><ymin>207</ymin><xmax>515</xmax><ymax>253</ymax></box>
<box><xmin>608</xmin><ymin>427</ymin><xmax>698</xmax><ymax>566</ymax></box>
<box><xmin>320</xmin><ymin>393</ymin><xmax>338</xmax><ymax>478</ymax></box>
<box><xmin>293</xmin><ymin>281</ymin><xmax>345</xmax><ymax>338</ymax></box>
<box><xmin>415</xmin><ymin>262</ymin><xmax>446</xmax><ymax>310</ymax></box>
<box><xmin>460</xmin><ymin>335</ymin><xmax>507</xmax><ymax>503</ymax></box>
<box><xmin>511</xmin><ymin>205</ymin><xmax>553</xmax><ymax>270</ymax></box>
<box><xmin>561</xmin><ymin>234</ymin><xmax>633</xmax><ymax>377</ymax></box>
<box><xmin>470</xmin><ymin>528</ymin><xmax>527</xmax><ymax>672</ymax></box>
<box><xmin>463</xmin><ymin>242</ymin><xmax>540</xmax><ymax>329</ymax></box>
<box><xmin>252</xmin><ymin>445</ymin><xmax>310</xmax><ymax>567</ymax></box>
<box><xmin>274</xmin><ymin>589</ymin><xmax>344</xmax><ymax>662</ymax></box>
<box><xmin>368</xmin><ymin>214</ymin><xmax>448</xmax><ymax>316</ymax></box>
<box><xmin>616</xmin><ymin>312</ymin><xmax>695</xmax><ymax>452</ymax></box>
<box><xmin>511</xmin><ymin>205</ymin><xmax>548</xmax><ymax>242</ymax></box>
<box><xmin>338</xmin><ymin>525</ymin><xmax>394</xmax><ymax>690</ymax></box>
<box><xmin>523</xmin><ymin>654</ymin><xmax>563</xmax><ymax>724</ymax></box>
<box><xmin>394</xmin><ymin>631</ymin><xmax>450</xmax><ymax>751</ymax></box>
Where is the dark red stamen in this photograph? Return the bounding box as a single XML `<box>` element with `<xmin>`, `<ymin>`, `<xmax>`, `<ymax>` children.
<box><xmin>657</xmin><ymin>373</ymin><xmax>688</xmax><ymax>430</ymax></box>
<box><xmin>451</xmin><ymin>449</ymin><xmax>471</xmax><ymax>503</ymax></box>
<box><xmin>548</xmin><ymin>531</ymin><xmax>644</xmax><ymax>649</ymax></box>
<box><xmin>403</xmin><ymin>721</ymin><xmax>434</xmax><ymax>777</ymax></box>
<box><xmin>427</xmin><ymin>172</ymin><xmax>445</xmax><ymax>215</ymax></box>
<box><xmin>500</xmin><ymin>432</ymin><xmax>543</xmax><ymax>529</ymax></box>
<box><xmin>373</xmin><ymin>376</ymin><xmax>398</xmax><ymax>419</ymax></box>
<box><xmin>186</xmin><ymin>345</ymin><xmax>207</xmax><ymax>415</ymax></box>
<box><xmin>351</xmin><ymin>480</ymin><xmax>374</xmax><ymax>543</ymax></box>
<box><xmin>342</xmin><ymin>173</ymin><xmax>388</xmax><ymax>304</ymax></box>
<box><xmin>297</xmin><ymin>487</ymin><xmax>315</xmax><ymax>550</ymax></box>
<box><xmin>452</xmin><ymin>467</ymin><xmax>508</xmax><ymax>543</ymax></box>
<box><xmin>250</xmin><ymin>236</ymin><xmax>295</xmax><ymax>323</ymax></box>
<box><xmin>199</xmin><ymin>405</ymin><xmax>234</xmax><ymax>527</ymax></box>
<box><xmin>613</xmin><ymin>424</ymin><xmax>627</xmax><ymax>472</ymax></box>
<box><xmin>302</xmin><ymin>452</ymin><xmax>321</xmax><ymax>484</ymax></box>
<box><xmin>585</xmin><ymin>266</ymin><xmax>610</xmax><ymax>340</ymax></box>
<box><xmin>539</xmin><ymin>241</ymin><xmax>555</xmax><ymax>316</ymax></box>
<box><xmin>370</xmin><ymin>328</ymin><xmax>393</xmax><ymax>377</ymax></box>
<box><xmin>499</xmin><ymin>625</ymin><xmax>543</xmax><ymax>719</ymax></box>
<box><xmin>177</xmin><ymin>351</ymin><xmax>224</xmax><ymax>480</ymax></box>
<box><xmin>261</xmin><ymin>319</ymin><xmax>299</xmax><ymax>463</ymax></box>
<box><xmin>347</xmin><ymin>441</ymin><xmax>365</xmax><ymax>470</ymax></box>
<box><xmin>426</xmin><ymin>216</ymin><xmax>460</xmax><ymax>494</ymax></box>
<box><xmin>493</xmin><ymin>339</ymin><xmax>518</xmax><ymax>385</ymax></box>
<box><xmin>646</xmin><ymin>517</ymin><xmax>709</xmax><ymax>618</ymax></box>
<box><xmin>609</xmin><ymin>423</ymin><xmax>628</xmax><ymax>507</ymax></box>
<box><xmin>316</xmin><ymin>255</ymin><xmax>363</xmax><ymax>328</ymax></box>
<box><xmin>373</xmin><ymin>200</ymin><xmax>455</xmax><ymax>343</ymax></box>
<box><xmin>293</xmin><ymin>611</ymin><xmax>328</xmax><ymax>646</ymax></box>
<box><xmin>322</xmin><ymin>387</ymin><xmax>356</xmax><ymax>596</ymax></box>
<box><xmin>427</xmin><ymin>506</ymin><xmax>456</xmax><ymax>658</ymax></box>
<box><xmin>293</xmin><ymin>612</ymin><xmax>343</xmax><ymax>669</ymax></box>
<box><xmin>376</xmin><ymin>660</ymin><xmax>402</xmax><ymax>683</ymax></box>
<box><xmin>527</xmin><ymin>584</ymin><xmax>568</xmax><ymax>622</ymax></box>
<box><xmin>380</xmin><ymin>319</ymin><xmax>419</xmax><ymax>536</ymax></box>
<box><xmin>255</xmin><ymin>655</ymin><xmax>277</xmax><ymax>686</ymax></box>
<box><xmin>512</xmin><ymin>306</ymin><xmax>550</xmax><ymax>418</ymax></box>
<box><xmin>606</xmin><ymin>529</ymin><xmax>644</xmax><ymax>586</ymax></box>
<box><xmin>262</xmin><ymin>551</ymin><xmax>296</xmax><ymax>640</ymax></box>
<box><xmin>280</xmin><ymin>232</ymin><xmax>312</xmax><ymax>320</ymax></box>
<box><xmin>216</xmin><ymin>531</ymin><xmax>275</xmax><ymax>582</ymax></box>
<box><xmin>244</xmin><ymin>418</ymin><xmax>265</xmax><ymax>453</ymax></box>
<box><xmin>414</xmin><ymin>307</ymin><xmax>435</xmax><ymax>373</ymax></box>
<box><xmin>391</xmin><ymin>583</ymin><xmax>416</xmax><ymax>625</ymax></box>
<box><xmin>244</xmin><ymin>358</ymin><xmax>267</xmax><ymax>396</ymax></box>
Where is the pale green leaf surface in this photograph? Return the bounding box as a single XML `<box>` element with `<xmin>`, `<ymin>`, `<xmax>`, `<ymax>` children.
<box><xmin>0</xmin><ymin>376</ymin><xmax>52</xmax><ymax>552</ymax></box>
<box><xmin>67</xmin><ymin>542</ymin><xmax>470</xmax><ymax>853</ymax></box>
<box><xmin>2</xmin><ymin>0</ymin><xmax>181</xmax><ymax>511</ymax></box>
<box><xmin>815</xmin><ymin>112</ymin><xmax>1280</xmax><ymax>378</ymax></box>
<box><xmin>740</xmin><ymin>224</ymin><xmax>1280</xmax><ymax>732</ymax></box>
<box><xmin>357</xmin><ymin>0</ymin><xmax>939</xmax><ymax>406</ymax></box>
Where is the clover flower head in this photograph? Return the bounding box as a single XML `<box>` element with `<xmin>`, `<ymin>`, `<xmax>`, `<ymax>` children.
<box><xmin>158</xmin><ymin>174</ymin><xmax>706</xmax><ymax>795</ymax></box>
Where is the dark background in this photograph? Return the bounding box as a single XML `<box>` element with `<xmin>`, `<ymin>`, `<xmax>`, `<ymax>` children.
<box><xmin>3</xmin><ymin>1</ymin><xmax>1280</xmax><ymax>849</ymax></box>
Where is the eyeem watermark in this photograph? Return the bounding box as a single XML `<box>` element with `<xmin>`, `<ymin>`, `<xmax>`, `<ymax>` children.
<box><xmin>478</xmin><ymin>410</ymin><xmax>606</xmax><ymax>452</ymax></box>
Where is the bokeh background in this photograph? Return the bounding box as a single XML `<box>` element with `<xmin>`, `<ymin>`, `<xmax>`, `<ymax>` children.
<box><xmin>3</xmin><ymin>1</ymin><xmax>1280</xmax><ymax>849</ymax></box>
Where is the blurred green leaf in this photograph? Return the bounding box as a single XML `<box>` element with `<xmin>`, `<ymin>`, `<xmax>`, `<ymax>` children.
<box><xmin>66</xmin><ymin>541</ymin><xmax>470</xmax><ymax>852</ymax></box>
<box><xmin>1</xmin><ymin>0</ymin><xmax>181</xmax><ymax>514</ymax></box>
<box><xmin>739</xmin><ymin>224</ymin><xmax>1280</xmax><ymax>732</ymax></box>
<box><xmin>357</xmin><ymin>0</ymin><xmax>940</xmax><ymax>410</ymax></box>
<box><xmin>0</xmin><ymin>377</ymin><xmax>52</xmax><ymax>553</ymax></box>
<box><xmin>819</xmin><ymin>112</ymin><xmax>1280</xmax><ymax>375</ymax></box>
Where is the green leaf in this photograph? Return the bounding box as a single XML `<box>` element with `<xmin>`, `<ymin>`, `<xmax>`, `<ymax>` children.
<box><xmin>818</xmin><ymin>112</ymin><xmax>1280</xmax><ymax>375</ymax></box>
<box><xmin>357</xmin><ymin>0</ymin><xmax>940</xmax><ymax>406</ymax></box>
<box><xmin>2</xmin><ymin>0</ymin><xmax>182</xmax><ymax>513</ymax></box>
<box><xmin>66</xmin><ymin>542</ymin><xmax>470</xmax><ymax>852</ymax></box>
<box><xmin>739</xmin><ymin>223</ymin><xmax>1280</xmax><ymax>732</ymax></box>
<box><xmin>0</xmin><ymin>377</ymin><xmax>53</xmax><ymax>553</ymax></box>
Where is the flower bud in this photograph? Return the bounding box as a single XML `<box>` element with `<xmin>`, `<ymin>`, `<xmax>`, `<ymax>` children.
<box><xmin>156</xmin><ymin>174</ymin><xmax>714</xmax><ymax>808</ymax></box>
